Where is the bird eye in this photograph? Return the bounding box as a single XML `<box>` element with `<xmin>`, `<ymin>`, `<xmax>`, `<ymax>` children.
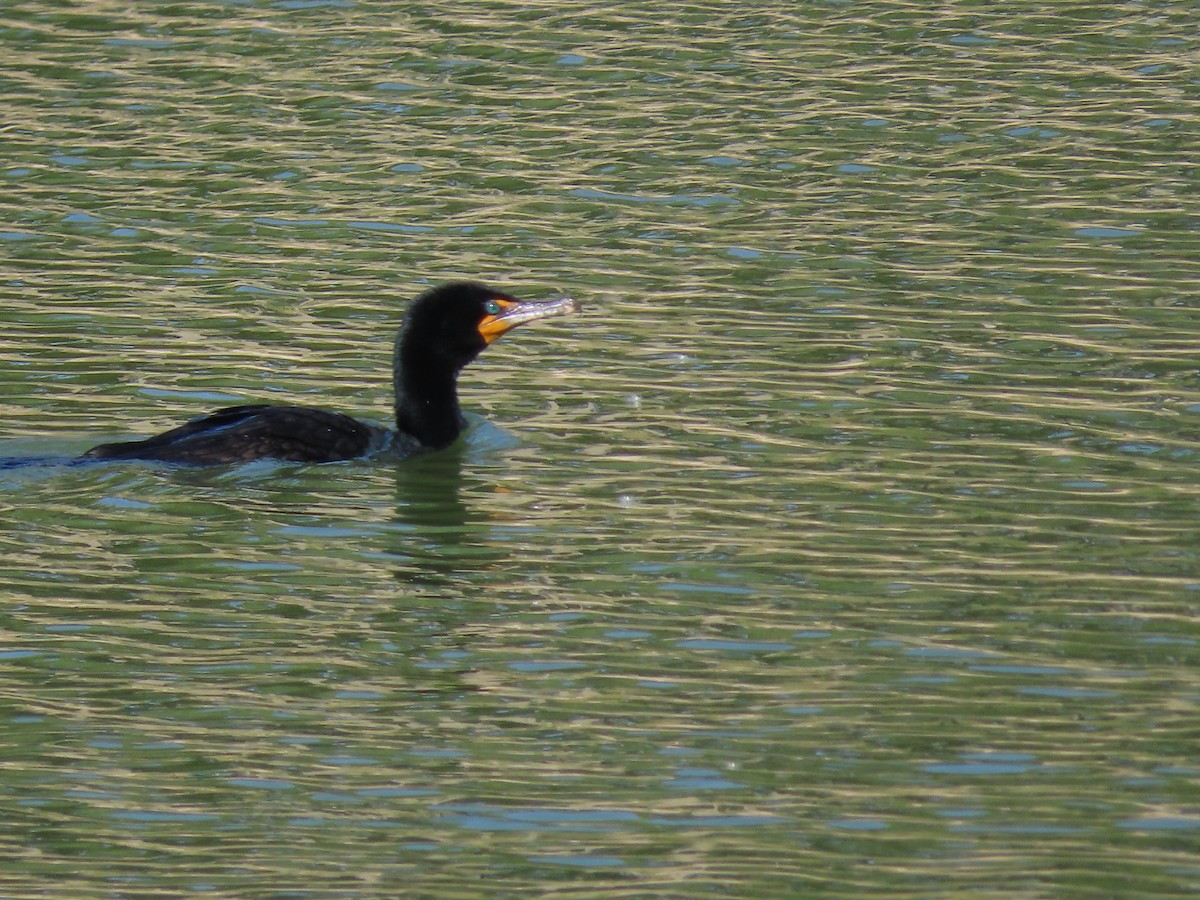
<box><xmin>484</xmin><ymin>299</ymin><xmax>502</xmax><ymax>316</ymax></box>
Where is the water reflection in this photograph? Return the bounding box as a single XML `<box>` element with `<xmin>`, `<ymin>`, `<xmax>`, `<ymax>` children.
<box><xmin>388</xmin><ymin>443</ymin><xmax>475</xmax><ymax>591</ymax></box>
<box><xmin>1</xmin><ymin>0</ymin><xmax>1199</xmax><ymax>896</ymax></box>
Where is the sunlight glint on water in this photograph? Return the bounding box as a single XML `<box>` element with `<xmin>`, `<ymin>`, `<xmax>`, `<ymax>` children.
<box><xmin>1</xmin><ymin>1</ymin><xmax>1199</xmax><ymax>895</ymax></box>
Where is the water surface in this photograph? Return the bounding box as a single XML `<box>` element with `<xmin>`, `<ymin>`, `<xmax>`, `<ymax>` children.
<box><xmin>2</xmin><ymin>1</ymin><xmax>1199</xmax><ymax>896</ymax></box>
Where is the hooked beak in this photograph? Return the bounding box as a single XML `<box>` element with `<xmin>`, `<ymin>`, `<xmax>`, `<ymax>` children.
<box><xmin>478</xmin><ymin>295</ymin><xmax>580</xmax><ymax>345</ymax></box>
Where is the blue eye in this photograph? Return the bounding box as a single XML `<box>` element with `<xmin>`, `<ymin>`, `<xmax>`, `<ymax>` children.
<box><xmin>484</xmin><ymin>299</ymin><xmax>502</xmax><ymax>315</ymax></box>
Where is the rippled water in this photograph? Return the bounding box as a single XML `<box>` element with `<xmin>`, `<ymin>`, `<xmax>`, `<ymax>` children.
<box><xmin>2</xmin><ymin>1</ymin><xmax>1199</xmax><ymax>895</ymax></box>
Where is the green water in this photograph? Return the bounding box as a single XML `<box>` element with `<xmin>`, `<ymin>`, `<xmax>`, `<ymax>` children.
<box><xmin>2</xmin><ymin>2</ymin><xmax>1199</xmax><ymax>896</ymax></box>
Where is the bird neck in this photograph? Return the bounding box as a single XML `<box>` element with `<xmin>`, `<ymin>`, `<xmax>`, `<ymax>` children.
<box><xmin>392</xmin><ymin>334</ymin><xmax>466</xmax><ymax>450</ymax></box>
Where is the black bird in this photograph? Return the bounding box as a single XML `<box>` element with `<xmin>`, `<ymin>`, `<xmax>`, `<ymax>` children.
<box><xmin>78</xmin><ymin>281</ymin><xmax>578</xmax><ymax>465</ymax></box>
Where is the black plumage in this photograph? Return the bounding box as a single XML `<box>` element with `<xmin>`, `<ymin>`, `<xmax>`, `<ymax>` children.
<box><xmin>81</xmin><ymin>405</ymin><xmax>384</xmax><ymax>464</ymax></box>
<box><xmin>79</xmin><ymin>281</ymin><xmax>577</xmax><ymax>466</ymax></box>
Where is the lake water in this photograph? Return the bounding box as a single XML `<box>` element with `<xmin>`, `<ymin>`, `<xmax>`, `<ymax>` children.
<box><xmin>2</xmin><ymin>2</ymin><xmax>1199</xmax><ymax>895</ymax></box>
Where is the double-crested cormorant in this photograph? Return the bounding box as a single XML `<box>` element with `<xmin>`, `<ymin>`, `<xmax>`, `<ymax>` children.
<box><xmin>79</xmin><ymin>281</ymin><xmax>578</xmax><ymax>465</ymax></box>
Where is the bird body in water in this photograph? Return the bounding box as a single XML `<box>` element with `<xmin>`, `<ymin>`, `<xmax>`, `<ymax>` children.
<box><xmin>75</xmin><ymin>281</ymin><xmax>578</xmax><ymax>466</ymax></box>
